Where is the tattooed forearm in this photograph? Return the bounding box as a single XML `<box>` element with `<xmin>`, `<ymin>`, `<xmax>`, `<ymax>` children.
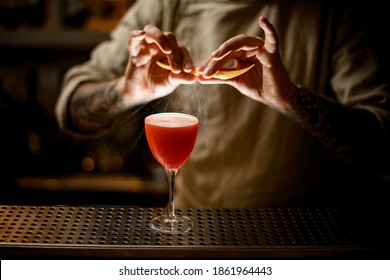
<box><xmin>287</xmin><ymin>85</ymin><xmax>385</xmax><ymax>173</ymax></box>
<box><xmin>69</xmin><ymin>79</ymin><xmax>123</xmax><ymax>132</ymax></box>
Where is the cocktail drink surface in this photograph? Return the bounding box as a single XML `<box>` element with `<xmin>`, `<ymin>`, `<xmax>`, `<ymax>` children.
<box><xmin>145</xmin><ymin>113</ymin><xmax>198</xmax><ymax>170</ymax></box>
<box><xmin>145</xmin><ymin>112</ymin><xmax>199</xmax><ymax>234</ymax></box>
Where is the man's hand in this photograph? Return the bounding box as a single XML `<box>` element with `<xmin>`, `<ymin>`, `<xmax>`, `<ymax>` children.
<box><xmin>121</xmin><ymin>25</ymin><xmax>197</xmax><ymax>106</ymax></box>
<box><xmin>197</xmin><ymin>17</ymin><xmax>295</xmax><ymax>112</ymax></box>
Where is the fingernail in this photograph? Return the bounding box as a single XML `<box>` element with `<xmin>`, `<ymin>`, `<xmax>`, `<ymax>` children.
<box><xmin>203</xmin><ymin>66</ymin><xmax>212</xmax><ymax>76</ymax></box>
<box><xmin>162</xmin><ymin>48</ymin><xmax>172</xmax><ymax>54</ymax></box>
<box><xmin>184</xmin><ymin>63</ymin><xmax>193</xmax><ymax>69</ymax></box>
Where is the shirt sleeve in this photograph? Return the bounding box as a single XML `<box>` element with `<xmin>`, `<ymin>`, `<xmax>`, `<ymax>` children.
<box><xmin>329</xmin><ymin>3</ymin><xmax>390</xmax><ymax>155</ymax></box>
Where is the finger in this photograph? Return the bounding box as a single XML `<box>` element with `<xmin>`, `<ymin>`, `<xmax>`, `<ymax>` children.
<box><xmin>131</xmin><ymin>44</ymin><xmax>164</xmax><ymax>67</ymax></box>
<box><xmin>201</xmin><ymin>58</ymin><xmax>230</xmax><ymax>78</ymax></box>
<box><xmin>143</xmin><ymin>25</ymin><xmax>172</xmax><ymax>54</ymax></box>
<box><xmin>258</xmin><ymin>16</ymin><xmax>278</xmax><ymax>53</ymax></box>
<box><xmin>128</xmin><ymin>30</ymin><xmax>146</xmax><ymax>57</ymax></box>
<box><xmin>196</xmin><ymin>55</ymin><xmax>212</xmax><ymax>73</ymax></box>
<box><xmin>130</xmin><ymin>29</ymin><xmax>145</xmax><ymax>40</ymax></box>
<box><xmin>200</xmin><ymin>50</ymin><xmax>248</xmax><ymax>78</ymax></box>
<box><xmin>196</xmin><ymin>55</ymin><xmax>215</xmax><ymax>78</ymax></box>
<box><xmin>180</xmin><ymin>46</ymin><xmax>195</xmax><ymax>73</ymax></box>
<box><xmin>211</xmin><ymin>34</ymin><xmax>264</xmax><ymax>61</ymax></box>
<box><xmin>164</xmin><ymin>32</ymin><xmax>182</xmax><ymax>73</ymax></box>
<box><xmin>197</xmin><ymin>54</ymin><xmax>229</xmax><ymax>78</ymax></box>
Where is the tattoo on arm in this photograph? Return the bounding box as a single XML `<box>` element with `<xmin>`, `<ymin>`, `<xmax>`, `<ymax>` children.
<box><xmin>288</xmin><ymin>85</ymin><xmax>385</xmax><ymax>173</ymax></box>
<box><xmin>69</xmin><ymin>80</ymin><xmax>122</xmax><ymax>132</ymax></box>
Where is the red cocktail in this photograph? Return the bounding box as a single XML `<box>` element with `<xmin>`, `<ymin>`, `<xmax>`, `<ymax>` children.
<box><xmin>145</xmin><ymin>113</ymin><xmax>198</xmax><ymax>170</ymax></box>
<box><xmin>145</xmin><ymin>112</ymin><xmax>198</xmax><ymax>233</ymax></box>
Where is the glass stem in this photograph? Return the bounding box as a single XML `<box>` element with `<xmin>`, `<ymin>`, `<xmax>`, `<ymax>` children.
<box><xmin>166</xmin><ymin>168</ymin><xmax>178</xmax><ymax>219</ymax></box>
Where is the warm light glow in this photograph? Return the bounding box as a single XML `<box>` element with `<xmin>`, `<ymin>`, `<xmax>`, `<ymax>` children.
<box><xmin>81</xmin><ymin>157</ymin><xmax>95</xmax><ymax>172</ymax></box>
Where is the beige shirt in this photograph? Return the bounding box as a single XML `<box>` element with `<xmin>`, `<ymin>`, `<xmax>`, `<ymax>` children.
<box><xmin>56</xmin><ymin>0</ymin><xmax>390</xmax><ymax>208</ymax></box>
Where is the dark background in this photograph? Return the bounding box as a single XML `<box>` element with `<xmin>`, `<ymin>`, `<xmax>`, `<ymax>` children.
<box><xmin>0</xmin><ymin>0</ymin><xmax>389</xmax><ymax>207</ymax></box>
<box><xmin>0</xmin><ymin>0</ymin><xmax>167</xmax><ymax>207</ymax></box>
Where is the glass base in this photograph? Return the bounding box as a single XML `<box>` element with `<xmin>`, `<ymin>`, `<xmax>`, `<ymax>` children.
<box><xmin>150</xmin><ymin>214</ymin><xmax>194</xmax><ymax>234</ymax></box>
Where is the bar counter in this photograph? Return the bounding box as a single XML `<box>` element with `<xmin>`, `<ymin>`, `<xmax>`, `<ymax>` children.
<box><xmin>1</xmin><ymin>205</ymin><xmax>389</xmax><ymax>259</ymax></box>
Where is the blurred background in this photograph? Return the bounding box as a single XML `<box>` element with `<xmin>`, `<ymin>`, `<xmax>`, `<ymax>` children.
<box><xmin>0</xmin><ymin>0</ymin><xmax>167</xmax><ymax>207</ymax></box>
<box><xmin>1</xmin><ymin>0</ymin><xmax>389</xmax><ymax>208</ymax></box>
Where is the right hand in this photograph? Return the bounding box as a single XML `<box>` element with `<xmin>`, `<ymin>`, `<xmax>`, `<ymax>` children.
<box><xmin>197</xmin><ymin>17</ymin><xmax>295</xmax><ymax>111</ymax></box>
<box><xmin>120</xmin><ymin>25</ymin><xmax>197</xmax><ymax>106</ymax></box>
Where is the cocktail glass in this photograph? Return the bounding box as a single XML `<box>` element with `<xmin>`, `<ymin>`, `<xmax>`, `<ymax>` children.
<box><xmin>145</xmin><ymin>112</ymin><xmax>198</xmax><ymax>234</ymax></box>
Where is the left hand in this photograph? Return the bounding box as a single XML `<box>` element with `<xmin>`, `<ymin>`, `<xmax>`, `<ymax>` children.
<box><xmin>121</xmin><ymin>25</ymin><xmax>196</xmax><ymax>106</ymax></box>
<box><xmin>197</xmin><ymin>16</ymin><xmax>295</xmax><ymax>111</ymax></box>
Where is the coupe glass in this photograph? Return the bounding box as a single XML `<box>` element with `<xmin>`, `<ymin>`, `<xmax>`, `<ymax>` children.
<box><xmin>145</xmin><ymin>112</ymin><xmax>198</xmax><ymax>234</ymax></box>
